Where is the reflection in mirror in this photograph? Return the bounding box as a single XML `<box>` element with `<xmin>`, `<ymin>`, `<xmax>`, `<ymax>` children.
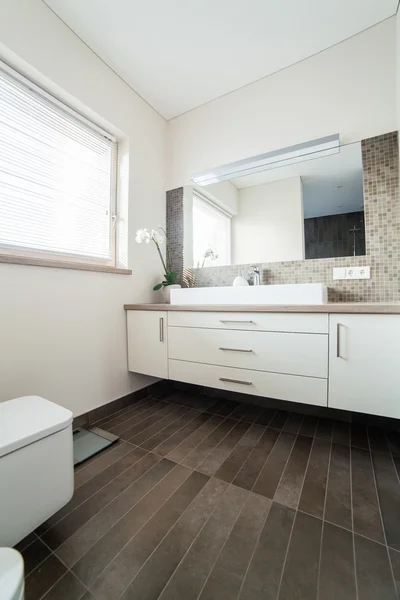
<box><xmin>186</xmin><ymin>140</ymin><xmax>366</xmax><ymax>269</ymax></box>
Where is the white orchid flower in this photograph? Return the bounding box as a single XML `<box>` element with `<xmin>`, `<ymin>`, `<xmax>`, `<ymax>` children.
<box><xmin>135</xmin><ymin>228</ymin><xmax>151</xmax><ymax>244</ymax></box>
<box><xmin>150</xmin><ymin>229</ymin><xmax>164</xmax><ymax>244</ymax></box>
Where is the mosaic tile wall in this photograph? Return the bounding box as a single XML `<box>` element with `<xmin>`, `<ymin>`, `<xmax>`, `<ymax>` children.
<box><xmin>186</xmin><ymin>132</ymin><xmax>400</xmax><ymax>302</ymax></box>
<box><xmin>166</xmin><ymin>187</ymin><xmax>184</xmax><ymax>285</ymax></box>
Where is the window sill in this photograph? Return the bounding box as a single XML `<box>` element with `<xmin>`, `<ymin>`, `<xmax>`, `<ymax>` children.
<box><xmin>0</xmin><ymin>253</ymin><xmax>132</xmax><ymax>275</ymax></box>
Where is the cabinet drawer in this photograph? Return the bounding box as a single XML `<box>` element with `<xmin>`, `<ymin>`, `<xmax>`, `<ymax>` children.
<box><xmin>168</xmin><ymin>311</ymin><xmax>328</xmax><ymax>333</ymax></box>
<box><xmin>169</xmin><ymin>360</ymin><xmax>327</xmax><ymax>407</ymax></box>
<box><xmin>168</xmin><ymin>327</ymin><xmax>328</xmax><ymax>378</ymax></box>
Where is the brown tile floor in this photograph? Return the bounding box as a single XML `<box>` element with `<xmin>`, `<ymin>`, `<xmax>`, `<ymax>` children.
<box><xmin>18</xmin><ymin>391</ymin><xmax>400</xmax><ymax>600</ymax></box>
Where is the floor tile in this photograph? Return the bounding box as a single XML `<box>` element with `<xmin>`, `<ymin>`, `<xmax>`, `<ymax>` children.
<box><xmin>299</xmin><ymin>415</ymin><xmax>318</xmax><ymax>438</ymax></box>
<box><xmin>41</xmin><ymin>571</ymin><xmax>87</xmax><ymax>600</ymax></box>
<box><xmin>109</xmin><ymin>401</ymin><xmax>166</xmax><ymax>436</ymax></box>
<box><xmin>318</xmin><ymin>521</ymin><xmax>356</xmax><ymax>600</ymax></box>
<box><xmin>274</xmin><ymin>434</ymin><xmax>313</xmax><ymax>509</ymax></box>
<box><xmin>332</xmin><ymin>421</ymin><xmax>350</xmax><ymax>446</ymax></box>
<box><xmin>90</xmin><ymin>471</ymin><xmax>209</xmax><ymax>600</ymax></box>
<box><xmin>315</xmin><ymin>418</ymin><xmax>333</xmax><ymax>441</ymax></box>
<box><xmin>372</xmin><ymin>451</ymin><xmax>400</xmax><ymax>550</ymax></box>
<box><xmin>233</xmin><ymin>428</ymin><xmax>280</xmax><ymax>491</ymax></box>
<box><xmin>197</xmin><ymin>420</ymin><xmax>251</xmax><ymax>475</ymax></box>
<box><xmin>368</xmin><ymin>426</ymin><xmax>390</xmax><ymax>454</ymax></box>
<box><xmin>25</xmin><ymin>554</ymin><xmax>67</xmax><ymax>600</ymax></box>
<box><xmin>386</xmin><ymin>430</ymin><xmax>400</xmax><ymax>457</ymax></box>
<box><xmin>299</xmin><ymin>438</ymin><xmax>330</xmax><ymax>519</ymax></box>
<box><xmin>73</xmin><ymin>442</ymin><xmax>133</xmax><ymax>489</ymax></box>
<box><xmin>99</xmin><ymin>399</ymin><xmax>156</xmax><ymax>432</ymax></box>
<box><xmin>140</xmin><ymin>408</ymin><xmax>200</xmax><ymax>451</ymax></box>
<box><xmin>240</xmin><ymin>403</ymin><xmax>264</xmax><ymax>423</ymax></box>
<box><xmin>389</xmin><ymin>548</ymin><xmax>400</xmax><ymax>597</ymax></box>
<box><xmin>255</xmin><ymin>407</ymin><xmax>276</xmax><ymax>427</ymax></box>
<box><xmin>124</xmin><ymin>479</ymin><xmax>239</xmax><ymax>600</ymax></box>
<box><xmin>229</xmin><ymin>401</ymin><xmax>254</xmax><ymax>420</ymax></box>
<box><xmin>122</xmin><ymin>403</ymin><xmax>182</xmax><ymax>441</ymax></box>
<box><xmin>252</xmin><ymin>432</ymin><xmax>296</xmax><ymax>499</ymax></box>
<box><xmin>269</xmin><ymin>410</ymin><xmax>289</xmax><ymax>430</ymax></box>
<box><xmin>278</xmin><ymin>511</ymin><xmax>322</xmax><ymax>600</ymax></box>
<box><xmin>214</xmin><ymin>423</ymin><xmax>265</xmax><ymax>483</ymax></box>
<box><xmin>197</xmin><ymin>494</ymin><xmax>271</xmax><ymax>600</ymax></box>
<box><xmin>42</xmin><ymin>446</ymin><xmax>148</xmax><ymax>549</ymax></box>
<box><xmin>283</xmin><ymin>412</ymin><xmax>304</xmax><ymax>434</ymax></box>
<box><xmin>181</xmin><ymin>418</ymin><xmax>237</xmax><ymax>469</ymax></box>
<box><xmin>354</xmin><ymin>534</ymin><xmax>397</xmax><ymax>600</ymax></box>
<box><xmin>350</xmin><ymin>423</ymin><xmax>369</xmax><ymax>450</ymax></box>
<box><xmin>72</xmin><ymin>464</ymin><xmax>191</xmax><ymax>586</ymax></box>
<box><xmin>56</xmin><ymin>455</ymin><xmax>171</xmax><ymax>568</ymax></box>
<box><xmin>127</xmin><ymin>405</ymin><xmax>190</xmax><ymax>446</ymax></box>
<box><xmin>325</xmin><ymin>443</ymin><xmax>352</xmax><ymax>530</ymax></box>
<box><xmin>239</xmin><ymin>502</ymin><xmax>295</xmax><ymax>600</ymax></box>
<box><xmin>153</xmin><ymin>412</ymin><xmax>212</xmax><ymax>456</ymax></box>
<box><xmin>351</xmin><ymin>447</ymin><xmax>385</xmax><ymax>543</ymax></box>
<box><xmin>14</xmin><ymin>532</ymin><xmax>37</xmax><ymax>552</ymax></box>
<box><xmin>41</xmin><ymin>442</ymin><xmax>133</xmax><ymax>532</ymax></box>
<box><xmin>21</xmin><ymin>537</ymin><xmax>51</xmax><ymax>576</ymax></box>
<box><xmin>167</xmin><ymin>415</ymin><xmax>225</xmax><ymax>463</ymax></box>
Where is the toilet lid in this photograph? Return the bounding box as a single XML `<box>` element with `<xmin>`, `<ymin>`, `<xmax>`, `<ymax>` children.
<box><xmin>0</xmin><ymin>548</ymin><xmax>24</xmax><ymax>600</ymax></box>
<box><xmin>0</xmin><ymin>396</ymin><xmax>73</xmax><ymax>458</ymax></box>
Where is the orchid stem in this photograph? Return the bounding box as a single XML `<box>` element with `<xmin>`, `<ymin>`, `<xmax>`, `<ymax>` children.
<box><xmin>154</xmin><ymin>240</ymin><xmax>168</xmax><ymax>277</ymax></box>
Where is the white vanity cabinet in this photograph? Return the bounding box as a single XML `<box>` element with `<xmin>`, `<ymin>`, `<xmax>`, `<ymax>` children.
<box><xmin>127</xmin><ymin>310</ymin><xmax>168</xmax><ymax>378</ymax></box>
<box><xmin>125</xmin><ymin>306</ymin><xmax>400</xmax><ymax>420</ymax></box>
<box><xmin>328</xmin><ymin>315</ymin><xmax>400</xmax><ymax>418</ymax></box>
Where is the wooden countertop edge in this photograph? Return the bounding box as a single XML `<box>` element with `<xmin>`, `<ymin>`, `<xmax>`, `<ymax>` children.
<box><xmin>123</xmin><ymin>303</ymin><xmax>400</xmax><ymax>314</ymax></box>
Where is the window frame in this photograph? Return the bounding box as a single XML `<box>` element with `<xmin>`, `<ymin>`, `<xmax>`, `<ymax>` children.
<box><xmin>0</xmin><ymin>60</ymin><xmax>129</xmax><ymax>274</ymax></box>
<box><xmin>192</xmin><ymin>191</ymin><xmax>232</xmax><ymax>268</ymax></box>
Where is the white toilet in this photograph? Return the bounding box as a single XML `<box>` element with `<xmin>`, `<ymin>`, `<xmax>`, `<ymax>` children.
<box><xmin>0</xmin><ymin>396</ymin><xmax>74</xmax><ymax>548</ymax></box>
<box><xmin>0</xmin><ymin>548</ymin><xmax>24</xmax><ymax>600</ymax></box>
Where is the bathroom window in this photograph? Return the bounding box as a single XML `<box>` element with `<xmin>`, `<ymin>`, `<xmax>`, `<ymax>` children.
<box><xmin>193</xmin><ymin>192</ymin><xmax>231</xmax><ymax>267</ymax></box>
<box><xmin>0</xmin><ymin>61</ymin><xmax>119</xmax><ymax>270</ymax></box>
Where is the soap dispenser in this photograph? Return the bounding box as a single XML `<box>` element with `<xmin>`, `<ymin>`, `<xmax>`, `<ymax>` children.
<box><xmin>233</xmin><ymin>270</ymin><xmax>249</xmax><ymax>287</ymax></box>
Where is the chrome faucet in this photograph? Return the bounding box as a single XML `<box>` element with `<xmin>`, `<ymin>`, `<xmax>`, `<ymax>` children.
<box><xmin>250</xmin><ymin>265</ymin><xmax>260</xmax><ymax>286</ymax></box>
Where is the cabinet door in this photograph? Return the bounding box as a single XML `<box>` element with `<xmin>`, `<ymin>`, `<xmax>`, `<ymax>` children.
<box><xmin>329</xmin><ymin>315</ymin><xmax>400</xmax><ymax>418</ymax></box>
<box><xmin>127</xmin><ymin>311</ymin><xmax>168</xmax><ymax>378</ymax></box>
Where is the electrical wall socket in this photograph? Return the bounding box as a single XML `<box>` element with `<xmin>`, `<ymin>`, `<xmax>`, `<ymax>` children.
<box><xmin>333</xmin><ymin>266</ymin><xmax>371</xmax><ymax>280</ymax></box>
<box><xmin>346</xmin><ymin>266</ymin><xmax>370</xmax><ymax>279</ymax></box>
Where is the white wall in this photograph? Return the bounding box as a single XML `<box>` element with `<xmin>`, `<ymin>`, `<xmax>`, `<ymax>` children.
<box><xmin>397</xmin><ymin>11</ymin><xmax>400</xmax><ymax>151</ymax></box>
<box><xmin>201</xmin><ymin>181</ymin><xmax>239</xmax><ymax>215</ymax></box>
<box><xmin>233</xmin><ymin>178</ymin><xmax>304</xmax><ymax>264</ymax></box>
<box><xmin>0</xmin><ymin>0</ymin><xmax>167</xmax><ymax>416</ymax></box>
<box><xmin>167</xmin><ymin>18</ymin><xmax>397</xmax><ymax>189</ymax></box>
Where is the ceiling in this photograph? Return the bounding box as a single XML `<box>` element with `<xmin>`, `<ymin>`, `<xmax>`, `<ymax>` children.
<box><xmin>230</xmin><ymin>142</ymin><xmax>364</xmax><ymax>218</ymax></box>
<box><xmin>44</xmin><ymin>0</ymin><xmax>397</xmax><ymax>120</ymax></box>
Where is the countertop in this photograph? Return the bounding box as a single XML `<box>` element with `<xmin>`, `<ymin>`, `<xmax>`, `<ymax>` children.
<box><xmin>124</xmin><ymin>303</ymin><xmax>400</xmax><ymax>314</ymax></box>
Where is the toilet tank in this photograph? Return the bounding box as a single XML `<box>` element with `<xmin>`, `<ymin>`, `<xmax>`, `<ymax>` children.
<box><xmin>0</xmin><ymin>396</ymin><xmax>74</xmax><ymax>547</ymax></box>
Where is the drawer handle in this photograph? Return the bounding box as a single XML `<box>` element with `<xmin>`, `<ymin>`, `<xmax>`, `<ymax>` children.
<box><xmin>219</xmin><ymin>320</ymin><xmax>254</xmax><ymax>324</ymax></box>
<box><xmin>159</xmin><ymin>317</ymin><xmax>164</xmax><ymax>342</ymax></box>
<box><xmin>337</xmin><ymin>322</ymin><xmax>343</xmax><ymax>359</ymax></box>
<box><xmin>219</xmin><ymin>347</ymin><xmax>253</xmax><ymax>353</ymax></box>
<box><xmin>219</xmin><ymin>377</ymin><xmax>253</xmax><ymax>386</ymax></box>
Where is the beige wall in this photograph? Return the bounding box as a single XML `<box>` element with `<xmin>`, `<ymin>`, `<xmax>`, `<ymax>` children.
<box><xmin>0</xmin><ymin>0</ymin><xmax>167</xmax><ymax>415</ymax></box>
<box><xmin>167</xmin><ymin>18</ymin><xmax>397</xmax><ymax>189</ymax></box>
<box><xmin>233</xmin><ymin>178</ymin><xmax>304</xmax><ymax>264</ymax></box>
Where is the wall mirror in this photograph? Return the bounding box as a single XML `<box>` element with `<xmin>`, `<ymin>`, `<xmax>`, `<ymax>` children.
<box><xmin>184</xmin><ymin>138</ymin><xmax>366</xmax><ymax>269</ymax></box>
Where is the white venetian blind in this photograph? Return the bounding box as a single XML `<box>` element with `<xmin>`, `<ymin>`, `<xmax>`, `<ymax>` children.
<box><xmin>0</xmin><ymin>62</ymin><xmax>117</xmax><ymax>263</ymax></box>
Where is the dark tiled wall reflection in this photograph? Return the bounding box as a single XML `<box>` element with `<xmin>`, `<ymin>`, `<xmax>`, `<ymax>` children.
<box><xmin>305</xmin><ymin>211</ymin><xmax>366</xmax><ymax>259</ymax></box>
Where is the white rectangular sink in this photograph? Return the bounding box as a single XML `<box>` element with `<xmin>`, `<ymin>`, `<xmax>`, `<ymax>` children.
<box><xmin>171</xmin><ymin>283</ymin><xmax>328</xmax><ymax>306</ymax></box>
